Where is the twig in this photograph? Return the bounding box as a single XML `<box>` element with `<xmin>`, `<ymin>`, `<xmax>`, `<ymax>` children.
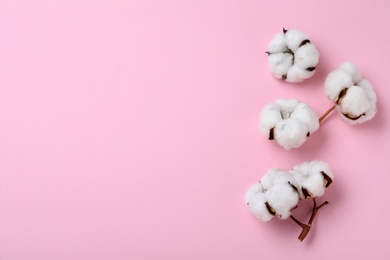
<box><xmin>319</xmin><ymin>105</ymin><xmax>336</xmax><ymax>124</ymax></box>
<box><xmin>290</xmin><ymin>198</ymin><xmax>329</xmax><ymax>242</ymax></box>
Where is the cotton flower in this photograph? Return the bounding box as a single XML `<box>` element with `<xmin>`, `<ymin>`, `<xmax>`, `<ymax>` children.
<box><xmin>259</xmin><ymin>99</ymin><xmax>319</xmax><ymax>149</ymax></box>
<box><xmin>290</xmin><ymin>160</ymin><xmax>334</xmax><ymax>199</ymax></box>
<box><xmin>267</xmin><ymin>28</ymin><xmax>319</xmax><ymax>82</ymax></box>
<box><xmin>245</xmin><ymin>169</ymin><xmax>300</xmax><ymax>221</ymax></box>
<box><xmin>324</xmin><ymin>62</ymin><xmax>377</xmax><ymax>125</ymax></box>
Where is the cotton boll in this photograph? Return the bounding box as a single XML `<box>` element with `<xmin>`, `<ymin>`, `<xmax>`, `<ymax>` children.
<box><xmin>290</xmin><ymin>102</ymin><xmax>320</xmax><ymax>134</ymax></box>
<box><xmin>294</xmin><ymin>44</ymin><xmax>319</xmax><ymax>69</ymax></box>
<box><xmin>291</xmin><ymin>160</ymin><xmax>334</xmax><ymax>199</ymax></box>
<box><xmin>268</xmin><ymin>53</ymin><xmax>294</xmax><ymax>79</ymax></box>
<box><xmin>339</xmin><ymin>62</ymin><xmax>362</xmax><ymax>83</ymax></box>
<box><xmin>308</xmin><ymin>160</ymin><xmax>334</xmax><ymax>183</ymax></box>
<box><xmin>265</xmin><ymin>183</ymin><xmax>299</xmax><ymax>219</ymax></box>
<box><xmin>274</xmin><ymin>118</ymin><xmax>309</xmax><ymax>150</ymax></box>
<box><xmin>325</xmin><ymin>62</ymin><xmax>377</xmax><ymax>125</ymax></box>
<box><xmin>284</xmin><ymin>29</ymin><xmax>309</xmax><ymax>52</ymax></box>
<box><xmin>247</xmin><ymin>193</ymin><xmax>274</xmax><ymax>222</ymax></box>
<box><xmin>267</xmin><ymin>32</ymin><xmax>288</xmax><ymax>53</ymax></box>
<box><xmin>324</xmin><ymin>69</ymin><xmax>353</xmax><ymax>102</ymax></box>
<box><xmin>266</xmin><ymin>29</ymin><xmax>319</xmax><ymax>82</ymax></box>
<box><xmin>300</xmin><ymin>171</ymin><xmax>327</xmax><ymax>198</ymax></box>
<box><xmin>259</xmin><ymin>99</ymin><xmax>318</xmax><ymax>149</ymax></box>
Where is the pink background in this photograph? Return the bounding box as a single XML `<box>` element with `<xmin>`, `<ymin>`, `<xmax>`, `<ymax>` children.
<box><xmin>1</xmin><ymin>0</ymin><xmax>389</xmax><ymax>259</ymax></box>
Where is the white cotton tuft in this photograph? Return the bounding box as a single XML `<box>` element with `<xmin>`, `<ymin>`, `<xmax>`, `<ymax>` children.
<box><xmin>267</xmin><ymin>28</ymin><xmax>319</xmax><ymax>82</ymax></box>
<box><xmin>339</xmin><ymin>86</ymin><xmax>370</xmax><ymax>120</ymax></box>
<box><xmin>258</xmin><ymin>103</ymin><xmax>283</xmax><ymax>137</ymax></box>
<box><xmin>339</xmin><ymin>62</ymin><xmax>362</xmax><ymax>83</ymax></box>
<box><xmin>267</xmin><ymin>53</ymin><xmax>294</xmax><ymax>79</ymax></box>
<box><xmin>274</xmin><ymin>118</ymin><xmax>309</xmax><ymax>150</ymax></box>
<box><xmin>286</xmin><ymin>65</ymin><xmax>314</xmax><ymax>83</ymax></box>
<box><xmin>290</xmin><ymin>102</ymin><xmax>320</xmax><ymax>133</ymax></box>
<box><xmin>291</xmin><ymin>160</ymin><xmax>334</xmax><ymax>199</ymax></box>
<box><xmin>324</xmin><ymin>62</ymin><xmax>377</xmax><ymax>124</ymax></box>
<box><xmin>284</xmin><ymin>29</ymin><xmax>309</xmax><ymax>52</ymax></box>
<box><xmin>260</xmin><ymin>168</ymin><xmax>298</xmax><ymax>191</ymax></box>
<box><xmin>245</xmin><ymin>183</ymin><xmax>263</xmax><ymax>204</ymax></box>
<box><xmin>294</xmin><ymin>44</ymin><xmax>320</xmax><ymax>69</ymax></box>
<box><xmin>267</xmin><ymin>32</ymin><xmax>288</xmax><ymax>53</ymax></box>
<box><xmin>324</xmin><ymin>70</ymin><xmax>353</xmax><ymax>102</ymax></box>
<box><xmin>245</xmin><ymin>183</ymin><xmax>274</xmax><ymax>222</ymax></box>
<box><xmin>357</xmin><ymin>79</ymin><xmax>377</xmax><ymax>122</ymax></box>
<box><xmin>259</xmin><ymin>99</ymin><xmax>319</xmax><ymax>149</ymax></box>
<box><xmin>247</xmin><ymin>193</ymin><xmax>274</xmax><ymax>222</ymax></box>
<box><xmin>265</xmin><ymin>183</ymin><xmax>299</xmax><ymax>219</ymax></box>
<box><xmin>274</xmin><ymin>99</ymin><xmax>300</xmax><ymax>114</ymax></box>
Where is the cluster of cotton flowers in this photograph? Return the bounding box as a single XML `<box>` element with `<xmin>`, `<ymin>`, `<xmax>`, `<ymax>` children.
<box><xmin>259</xmin><ymin>99</ymin><xmax>319</xmax><ymax>150</ymax></box>
<box><xmin>245</xmin><ymin>160</ymin><xmax>334</xmax><ymax>241</ymax></box>
<box><xmin>267</xmin><ymin>28</ymin><xmax>319</xmax><ymax>82</ymax></box>
<box><xmin>324</xmin><ymin>62</ymin><xmax>377</xmax><ymax>125</ymax></box>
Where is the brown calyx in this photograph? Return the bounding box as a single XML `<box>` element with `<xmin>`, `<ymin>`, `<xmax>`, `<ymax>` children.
<box><xmin>301</xmin><ymin>187</ymin><xmax>312</xmax><ymax>199</ymax></box>
<box><xmin>336</xmin><ymin>88</ymin><xmax>348</xmax><ymax>105</ymax></box>
<box><xmin>265</xmin><ymin>201</ymin><xmax>276</xmax><ymax>216</ymax></box>
<box><xmin>321</xmin><ymin>171</ymin><xmax>333</xmax><ymax>188</ymax></box>
<box><xmin>342</xmin><ymin>112</ymin><xmax>366</xmax><ymax>121</ymax></box>
<box><xmin>268</xmin><ymin>128</ymin><xmax>275</xmax><ymax>140</ymax></box>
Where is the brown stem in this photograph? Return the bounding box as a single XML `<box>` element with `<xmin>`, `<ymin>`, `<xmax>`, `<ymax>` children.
<box><xmin>308</xmin><ymin>199</ymin><xmax>329</xmax><ymax>226</ymax></box>
<box><xmin>290</xmin><ymin>215</ymin><xmax>311</xmax><ymax>242</ymax></box>
<box><xmin>319</xmin><ymin>105</ymin><xmax>336</xmax><ymax>124</ymax></box>
<box><xmin>291</xmin><ymin>198</ymin><xmax>330</xmax><ymax>242</ymax></box>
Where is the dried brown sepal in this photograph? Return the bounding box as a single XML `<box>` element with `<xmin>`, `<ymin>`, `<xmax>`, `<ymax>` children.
<box><xmin>301</xmin><ymin>187</ymin><xmax>312</xmax><ymax>199</ymax></box>
<box><xmin>288</xmin><ymin>181</ymin><xmax>299</xmax><ymax>194</ymax></box>
<box><xmin>342</xmin><ymin>112</ymin><xmax>366</xmax><ymax>121</ymax></box>
<box><xmin>268</xmin><ymin>128</ymin><xmax>275</xmax><ymax>140</ymax></box>
<box><xmin>284</xmin><ymin>49</ymin><xmax>294</xmax><ymax>55</ymax></box>
<box><xmin>265</xmin><ymin>51</ymin><xmax>270</xmax><ymax>55</ymax></box>
<box><xmin>283</xmin><ymin>28</ymin><xmax>287</xmax><ymax>34</ymax></box>
<box><xmin>321</xmin><ymin>171</ymin><xmax>333</xmax><ymax>188</ymax></box>
<box><xmin>265</xmin><ymin>201</ymin><xmax>276</xmax><ymax>216</ymax></box>
<box><xmin>306</xmin><ymin>66</ymin><xmax>316</xmax><ymax>71</ymax></box>
<box><xmin>282</xmin><ymin>74</ymin><xmax>287</xmax><ymax>80</ymax></box>
<box><xmin>336</xmin><ymin>88</ymin><xmax>348</xmax><ymax>104</ymax></box>
<box><xmin>306</xmin><ymin>132</ymin><xmax>310</xmax><ymax>137</ymax></box>
<box><xmin>299</xmin><ymin>39</ymin><xmax>311</xmax><ymax>47</ymax></box>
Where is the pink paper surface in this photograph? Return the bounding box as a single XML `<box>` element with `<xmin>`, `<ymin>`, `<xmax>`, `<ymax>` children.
<box><xmin>1</xmin><ymin>0</ymin><xmax>389</xmax><ymax>259</ymax></box>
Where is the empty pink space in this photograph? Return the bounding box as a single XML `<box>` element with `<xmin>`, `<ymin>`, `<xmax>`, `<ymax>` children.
<box><xmin>0</xmin><ymin>0</ymin><xmax>389</xmax><ymax>259</ymax></box>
